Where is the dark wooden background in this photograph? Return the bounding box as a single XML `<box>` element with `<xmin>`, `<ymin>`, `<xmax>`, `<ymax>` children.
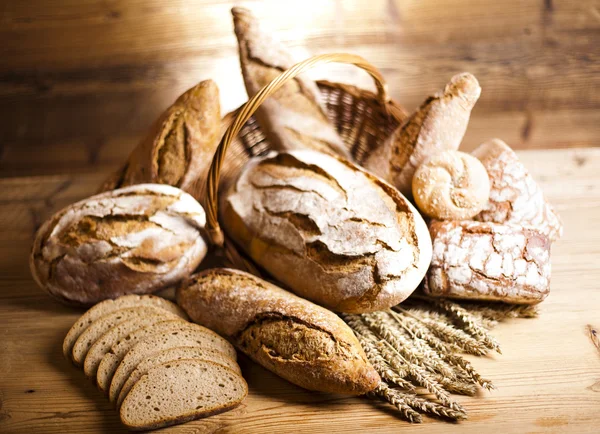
<box><xmin>0</xmin><ymin>0</ymin><xmax>598</xmax><ymax>179</ymax></box>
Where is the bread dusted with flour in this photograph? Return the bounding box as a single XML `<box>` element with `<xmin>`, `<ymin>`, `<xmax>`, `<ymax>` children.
<box><xmin>220</xmin><ymin>149</ymin><xmax>432</xmax><ymax>313</ymax></box>
<box><xmin>424</xmin><ymin>220</ymin><xmax>551</xmax><ymax>304</ymax></box>
<box><xmin>177</xmin><ymin>268</ymin><xmax>381</xmax><ymax>395</ymax></box>
<box><xmin>232</xmin><ymin>7</ymin><xmax>350</xmax><ymax>159</ymax></box>
<box><xmin>364</xmin><ymin>73</ymin><xmax>481</xmax><ymax>197</ymax></box>
<box><xmin>472</xmin><ymin>139</ymin><xmax>563</xmax><ymax>241</ymax></box>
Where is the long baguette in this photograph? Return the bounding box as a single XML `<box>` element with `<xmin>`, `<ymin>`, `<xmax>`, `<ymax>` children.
<box><xmin>177</xmin><ymin>268</ymin><xmax>380</xmax><ymax>395</ymax></box>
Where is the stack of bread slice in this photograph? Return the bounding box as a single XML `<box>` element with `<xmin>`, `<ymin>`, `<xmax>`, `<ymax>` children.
<box><xmin>64</xmin><ymin>294</ymin><xmax>247</xmax><ymax>431</ymax></box>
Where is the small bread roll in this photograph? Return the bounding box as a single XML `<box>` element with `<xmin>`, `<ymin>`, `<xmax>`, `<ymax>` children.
<box><xmin>412</xmin><ymin>150</ymin><xmax>490</xmax><ymax>220</ymax></box>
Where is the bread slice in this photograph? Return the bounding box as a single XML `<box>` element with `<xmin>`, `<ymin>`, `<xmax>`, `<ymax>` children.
<box><xmin>63</xmin><ymin>295</ymin><xmax>187</xmax><ymax>358</ymax></box>
<box><xmin>120</xmin><ymin>359</ymin><xmax>247</xmax><ymax>431</ymax></box>
<box><xmin>109</xmin><ymin>327</ymin><xmax>236</xmax><ymax>403</ymax></box>
<box><xmin>72</xmin><ymin>306</ymin><xmax>179</xmax><ymax>366</ymax></box>
<box><xmin>96</xmin><ymin>321</ymin><xmax>236</xmax><ymax>394</ymax></box>
<box><xmin>117</xmin><ymin>346</ymin><xmax>242</xmax><ymax>408</ymax></box>
<box><xmin>83</xmin><ymin>314</ymin><xmax>180</xmax><ymax>377</ymax></box>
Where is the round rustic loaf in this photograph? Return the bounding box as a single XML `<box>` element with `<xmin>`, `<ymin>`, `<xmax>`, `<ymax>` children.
<box><xmin>30</xmin><ymin>184</ymin><xmax>208</xmax><ymax>305</ymax></box>
<box><xmin>412</xmin><ymin>150</ymin><xmax>490</xmax><ymax>220</ymax></box>
<box><xmin>220</xmin><ymin>149</ymin><xmax>432</xmax><ymax>313</ymax></box>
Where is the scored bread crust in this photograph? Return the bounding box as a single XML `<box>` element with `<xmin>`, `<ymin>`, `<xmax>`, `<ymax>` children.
<box><xmin>117</xmin><ymin>346</ymin><xmax>242</xmax><ymax>408</ymax></box>
<box><xmin>177</xmin><ymin>268</ymin><xmax>381</xmax><ymax>395</ymax></box>
<box><xmin>232</xmin><ymin>7</ymin><xmax>350</xmax><ymax>159</ymax></box>
<box><xmin>364</xmin><ymin>73</ymin><xmax>481</xmax><ymax>197</ymax></box>
<box><xmin>472</xmin><ymin>138</ymin><xmax>563</xmax><ymax>241</ymax></box>
<box><xmin>120</xmin><ymin>359</ymin><xmax>247</xmax><ymax>431</ymax></box>
<box><xmin>72</xmin><ymin>306</ymin><xmax>180</xmax><ymax>366</ymax></box>
<box><xmin>62</xmin><ymin>294</ymin><xmax>187</xmax><ymax>358</ymax></box>
<box><xmin>97</xmin><ymin>80</ymin><xmax>221</xmax><ymax>201</ymax></box>
<box><xmin>220</xmin><ymin>149</ymin><xmax>432</xmax><ymax>313</ymax></box>
<box><xmin>30</xmin><ymin>184</ymin><xmax>208</xmax><ymax>306</ymax></box>
<box><xmin>108</xmin><ymin>327</ymin><xmax>236</xmax><ymax>403</ymax></box>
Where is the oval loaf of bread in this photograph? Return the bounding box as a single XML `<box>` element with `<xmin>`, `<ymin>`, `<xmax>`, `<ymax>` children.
<box><xmin>177</xmin><ymin>268</ymin><xmax>381</xmax><ymax>395</ymax></box>
<box><xmin>220</xmin><ymin>149</ymin><xmax>432</xmax><ymax>313</ymax></box>
<box><xmin>30</xmin><ymin>184</ymin><xmax>208</xmax><ymax>306</ymax></box>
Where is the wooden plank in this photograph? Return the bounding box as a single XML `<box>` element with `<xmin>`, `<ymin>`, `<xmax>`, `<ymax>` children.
<box><xmin>0</xmin><ymin>148</ymin><xmax>599</xmax><ymax>433</ymax></box>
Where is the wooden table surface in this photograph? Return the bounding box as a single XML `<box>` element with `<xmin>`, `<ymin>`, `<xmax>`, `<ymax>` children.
<box><xmin>0</xmin><ymin>147</ymin><xmax>599</xmax><ymax>433</ymax></box>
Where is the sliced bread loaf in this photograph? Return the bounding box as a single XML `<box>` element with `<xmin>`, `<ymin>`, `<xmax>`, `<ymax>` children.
<box><xmin>117</xmin><ymin>346</ymin><xmax>241</xmax><ymax>408</ymax></box>
<box><xmin>97</xmin><ymin>321</ymin><xmax>236</xmax><ymax>394</ymax></box>
<box><xmin>72</xmin><ymin>306</ymin><xmax>179</xmax><ymax>366</ymax></box>
<box><xmin>63</xmin><ymin>295</ymin><xmax>187</xmax><ymax>358</ymax></box>
<box><xmin>109</xmin><ymin>327</ymin><xmax>236</xmax><ymax>403</ymax></box>
<box><xmin>84</xmin><ymin>314</ymin><xmax>180</xmax><ymax>377</ymax></box>
<box><xmin>120</xmin><ymin>359</ymin><xmax>247</xmax><ymax>431</ymax></box>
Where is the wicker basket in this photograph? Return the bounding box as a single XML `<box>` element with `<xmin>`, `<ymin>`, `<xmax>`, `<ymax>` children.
<box><xmin>203</xmin><ymin>53</ymin><xmax>407</xmax><ymax>267</ymax></box>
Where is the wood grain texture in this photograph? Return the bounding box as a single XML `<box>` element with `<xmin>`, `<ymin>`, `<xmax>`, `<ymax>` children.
<box><xmin>1</xmin><ymin>0</ymin><xmax>598</xmax><ymax>177</ymax></box>
<box><xmin>1</xmin><ymin>148</ymin><xmax>599</xmax><ymax>433</ymax></box>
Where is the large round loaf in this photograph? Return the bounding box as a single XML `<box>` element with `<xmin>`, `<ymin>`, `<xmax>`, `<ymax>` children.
<box><xmin>30</xmin><ymin>184</ymin><xmax>208</xmax><ymax>305</ymax></box>
<box><xmin>177</xmin><ymin>268</ymin><xmax>381</xmax><ymax>395</ymax></box>
<box><xmin>220</xmin><ymin>150</ymin><xmax>432</xmax><ymax>313</ymax></box>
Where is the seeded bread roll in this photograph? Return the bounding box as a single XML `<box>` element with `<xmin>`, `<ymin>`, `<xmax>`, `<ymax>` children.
<box><xmin>364</xmin><ymin>73</ymin><xmax>481</xmax><ymax>197</ymax></box>
<box><xmin>62</xmin><ymin>294</ymin><xmax>187</xmax><ymax>359</ymax></box>
<box><xmin>120</xmin><ymin>359</ymin><xmax>247</xmax><ymax>431</ymax></box>
<box><xmin>177</xmin><ymin>268</ymin><xmax>381</xmax><ymax>395</ymax></box>
<box><xmin>117</xmin><ymin>346</ymin><xmax>241</xmax><ymax>408</ymax></box>
<box><xmin>30</xmin><ymin>184</ymin><xmax>208</xmax><ymax>306</ymax></box>
<box><xmin>412</xmin><ymin>150</ymin><xmax>490</xmax><ymax>220</ymax></box>
<box><xmin>424</xmin><ymin>220</ymin><xmax>551</xmax><ymax>304</ymax></box>
<box><xmin>98</xmin><ymin>80</ymin><xmax>221</xmax><ymax>201</ymax></box>
<box><xmin>472</xmin><ymin>138</ymin><xmax>563</xmax><ymax>241</ymax></box>
<box><xmin>232</xmin><ymin>7</ymin><xmax>350</xmax><ymax>159</ymax></box>
<box><xmin>220</xmin><ymin>150</ymin><xmax>432</xmax><ymax>313</ymax></box>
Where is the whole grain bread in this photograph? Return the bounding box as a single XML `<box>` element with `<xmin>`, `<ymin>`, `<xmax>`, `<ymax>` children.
<box><xmin>120</xmin><ymin>359</ymin><xmax>247</xmax><ymax>431</ymax></box>
<box><xmin>63</xmin><ymin>295</ymin><xmax>187</xmax><ymax>359</ymax></box>
<box><xmin>232</xmin><ymin>7</ymin><xmax>350</xmax><ymax>159</ymax></box>
<box><xmin>31</xmin><ymin>184</ymin><xmax>208</xmax><ymax>305</ymax></box>
<box><xmin>72</xmin><ymin>306</ymin><xmax>179</xmax><ymax>366</ymax></box>
<box><xmin>177</xmin><ymin>268</ymin><xmax>381</xmax><ymax>395</ymax></box>
<box><xmin>96</xmin><ymin>320</ymin><xmax>236</xmax><ymax>394</ymax></box>
<box><xmin>109</xmin><ymin>327</ymin><xmax>236</xmax><ymax>403</ymax></box>
<box><xmin>84</xmin><ymin>315</ymin><xmax>178</xmax><ymax>379</ymax></box>
<box><xmin>220</xmin><ymin>150</ymin><xmax>432</xmax><ymax>313</ymax></box>
<box><xmin>117</xmin><ymin>346</ymin><xmax>241</xmax><ymax>408</ymax></box>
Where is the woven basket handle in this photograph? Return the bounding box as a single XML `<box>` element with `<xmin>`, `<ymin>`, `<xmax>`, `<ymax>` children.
<box><xmin>205</xmin><ymin>53</ymin><xmax>393</xmax><ymax>247</ymax></box>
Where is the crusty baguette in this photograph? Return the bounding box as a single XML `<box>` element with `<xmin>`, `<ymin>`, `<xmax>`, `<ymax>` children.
<box><xmin>98</xmin><ymin>80</ymin><xmax>221</xmax><ymax>201</ymax></box>
<box><xmin>177</xmin><ymin>268</ymin><xmax>381</xmax><ymax>395</ymax></box>
<box><xmin>63</xmin><ymin>294</ymin><xmax>187</xmax><ymax>359</ymax></box>
<box><xmin>117</xmin><ymin>346</ymin><xmax>241</xmax><ymax>408</ymax></box>
<box><xmin>364</xmin><ymin>73</ymin><xmax>481</xmax><ymax>197</ymax></box>
<box><xmin>232</xmin><ymin>7</ymin><xmax>350</xmax><ymax>159</ymax></box>
<box><xmin>72</xmin><ymin>306</ymin><xmax>179</xmax><ymax>366</ymax></box>
<box><xmin>108</xmin><ymin>326</ymin><xmax>236</xmax><ymax>403</ymax></box>
<box><xmin>120</xmin><ymin>359</ymin><xmax>247</xmax><ymax>431</ymax></box>
<box><xmin>220</xmin><ymin>149</ymin><xmax>431</xmax><ymax>313</ymax></box>
<box><xmin>472</xmin><ymin>138</ymin><xmax>563</xmax><ymax>241</ymax></box>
